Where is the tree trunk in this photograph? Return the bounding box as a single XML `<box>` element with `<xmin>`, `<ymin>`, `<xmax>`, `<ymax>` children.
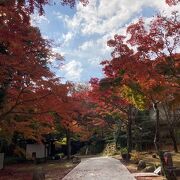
<box><xmin>153</xmin><ymin>103</ymin><xmax>175</xmax><ymax>180</ymax></box>
<box><xmin>66</xmin><ymin>130</ymin><xmax>71</xmax><ymax>160</ymax></box>
<box><xmin>127</xmin><ymin>117</ymin><xmax>132</xmax><ymax>154</ymax></box>
<box><xmin>169</xmin><ymin>128</ymin><xmax>178</xmax><ymax>153</ymax></box>
<box><xmin>115</xmin><ymin>128</ymin><xmax>120</xmax><ymax>149</ymax></box>
<box><xmin>162</xmin><ymin>104</ymin><xmax>178</xmax><ymax>153</ymax></box>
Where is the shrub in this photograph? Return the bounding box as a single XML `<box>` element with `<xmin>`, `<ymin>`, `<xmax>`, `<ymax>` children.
<box><xmin>120</xmin><ymin>147</ymin><xmax>128</xmax><ymax>154</ymax></box>
<box><xmin>132</xmin><ymin>151</ymin><xmax>141</xmax><ymax>164</ymax></box>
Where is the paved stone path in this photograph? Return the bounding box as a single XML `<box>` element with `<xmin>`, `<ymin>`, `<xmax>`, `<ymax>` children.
<box><xmin>63</xmin><ymin>157</ymin><xmax>136</xmax><ymax>180</ymax></box>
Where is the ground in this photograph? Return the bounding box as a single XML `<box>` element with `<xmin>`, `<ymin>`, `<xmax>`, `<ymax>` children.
<box><xmin>120</xmin><ymin>159</ymin><xmax>164</xmax><ymax>180</ymax></box>
<box><xmin>0</xmin><ymin>160</ymin><xmax>77</xmax><ymax>180</ymax></box>
<box><xmin>0</xmin><ymin>152</ymin><xmax>180</xmax><ymax>180</ymax></box>
<box><xmin>63</xmin><ymin>156</ymin><xmax>135</xmax><ymax>180</ymax></box>
<box><xmin>113</xmin><ymin>151</ymin><xmax>180</xmax><ymax>180</ymax></box>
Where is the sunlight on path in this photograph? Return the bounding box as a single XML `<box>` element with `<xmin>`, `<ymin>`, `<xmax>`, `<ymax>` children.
<box><xmin>63</xmin><ymin>157</ymin><xmax>135</xmax><ymax>180</ymax></box>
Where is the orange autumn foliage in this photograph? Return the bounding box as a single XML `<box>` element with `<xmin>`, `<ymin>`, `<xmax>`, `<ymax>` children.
<box><xmin>0</xmin><ymin>4</ymin><xmax>76</xmax><ymax>142</ymax></box>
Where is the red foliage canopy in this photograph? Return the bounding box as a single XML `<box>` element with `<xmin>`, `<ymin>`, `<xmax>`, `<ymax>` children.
<box><xmin>101</xmin><ymin>12</ymin><xmax>180</xmax><ymax>106</ymax></box>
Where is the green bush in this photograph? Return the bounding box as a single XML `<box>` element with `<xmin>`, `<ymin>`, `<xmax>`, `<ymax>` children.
<box><xmin>120</xmin><ymin>147</ymin><xmax>128</xmax><ymax>154</ymax></box>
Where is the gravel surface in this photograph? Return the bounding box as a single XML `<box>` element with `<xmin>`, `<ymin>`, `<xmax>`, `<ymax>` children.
<box><xmin>63</xmin><ymin>156</ymin><xmax>136</xmax><ymax>180</ymax></box>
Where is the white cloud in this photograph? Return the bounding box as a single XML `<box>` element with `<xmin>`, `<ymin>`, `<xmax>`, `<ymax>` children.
<box><xmin>31</xmin><ymin>14</ymin><xmax>50</xmax><ymax>26</ymax></box>
<box><xmin>62</xmin><ymin>32</ymin><xmax>74</xmax><ymax>45</ymax></box>
<box><xmin>79</xmin><ymin>40</ymin><xmax>94</xmax><ymax>50</ymax></box>
<box><xmin>87</xmin><ymin>57</ymin><xmax>102</xmax><ymax>66</ymax></box>
<box><xmin>42</xmin><ymin>34</ymin><xmax>50</xmax><ymax>39</ymax></box>
<box><xmin>61</xmin><ymin>60</ymin><xmax>83</xmax><ymax>81</ymax></box>
<box><xmin>52</xmin><ymin>47</ymin><xmax>66</xmax><ymax>56</ymax></box>
<box><xmin>63</xmin><ymin>0</ymin><xmax>170</xmax><ymax>35</ymax></box>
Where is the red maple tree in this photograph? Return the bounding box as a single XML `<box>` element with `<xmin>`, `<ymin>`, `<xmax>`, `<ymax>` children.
<box><xmin>98</xmin><ymin>10</ymin><xmax>179</xmax><ymax>178</ymax></box>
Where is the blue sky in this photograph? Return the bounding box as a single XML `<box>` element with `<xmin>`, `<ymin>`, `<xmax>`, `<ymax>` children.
<box><xmin>31</xmin><ymin>0</ymin><xmax>178</xmax><ymax>83</ymax></box>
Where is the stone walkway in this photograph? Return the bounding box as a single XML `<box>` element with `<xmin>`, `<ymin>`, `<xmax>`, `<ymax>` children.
<box><xmin>63</xmin><ymin>156</ymin><xmax>136</xmax><ymax>180</ymax></box>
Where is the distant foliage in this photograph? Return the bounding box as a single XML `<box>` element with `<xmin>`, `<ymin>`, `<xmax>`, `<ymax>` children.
<box><xmin>166</xmin><ymin>0</ymin><xmax>180</xmax><ymax>5</ymax></box>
